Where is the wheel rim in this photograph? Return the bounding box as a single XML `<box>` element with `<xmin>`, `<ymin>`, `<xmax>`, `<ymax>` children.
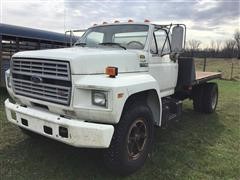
<box><xmin>211</xmin><ymin>91</ymin><xmax>217</xmax><ymax>109</ymax></box>
<box><xmin>127</xmin><ymin>118</ymin><xmax>148</xmax><ymax>160</ymax></box>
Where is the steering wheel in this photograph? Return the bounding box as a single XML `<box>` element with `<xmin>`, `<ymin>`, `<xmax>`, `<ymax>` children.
<box><xmin>127</xmin><ymin>41</ymin><xmax>144</xmax><ymax>49</ymax></box>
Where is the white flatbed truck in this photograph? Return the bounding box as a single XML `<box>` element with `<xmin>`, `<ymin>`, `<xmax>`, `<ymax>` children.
<box><xmin>4</xmin><ymin>21</ymin><xmax>221</xmax><ymax>175</ymax></box>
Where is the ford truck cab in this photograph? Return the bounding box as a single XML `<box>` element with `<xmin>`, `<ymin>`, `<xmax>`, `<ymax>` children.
<box><xmin>4</xmin><ymin>22</ymin><xmax>220</xmax><ymax>175</ymax></box>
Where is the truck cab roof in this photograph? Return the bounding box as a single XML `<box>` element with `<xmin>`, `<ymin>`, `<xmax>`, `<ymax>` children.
<box><xmin>90</xmin><ymin>22</ymin><xmax>153</xmax><ymax>28</ymax></box>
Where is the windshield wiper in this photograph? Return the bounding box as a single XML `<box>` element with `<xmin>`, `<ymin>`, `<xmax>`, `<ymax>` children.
<box><xmin>75</xmin><ymin>42</ymin><xmax>87</xmax><ymax>47</ymax></box>
<box><xmin>99</xmin><ymin>42</ymin><xmax>126</xmax><ymax>50</ymax></box>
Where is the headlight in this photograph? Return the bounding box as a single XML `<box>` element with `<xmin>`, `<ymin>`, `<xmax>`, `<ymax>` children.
<box><xmin>92</xmin><ymin>90</ymin><xmax>108</xmax><ymax>107</ymax></box>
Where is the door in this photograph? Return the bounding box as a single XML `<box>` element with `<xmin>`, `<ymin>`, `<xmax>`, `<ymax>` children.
<box><xmin>149</xmin><ymin>29</ymin><xmax>178</xmax><ymax>97</ymax></box>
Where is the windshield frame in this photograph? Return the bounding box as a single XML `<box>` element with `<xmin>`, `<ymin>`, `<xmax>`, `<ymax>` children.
<box><xmin>74</xmin><ymin>23</ymin><xmax>151</xmax><ymax>50</ymax></box>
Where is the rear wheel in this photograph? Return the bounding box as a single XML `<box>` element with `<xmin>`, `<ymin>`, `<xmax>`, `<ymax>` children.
<box><xmin>192</xmin><ymin>83</ymin><xmax>218</xmax><ymax>113</ymax></box>
<box><xmin>192</xmin><ymin>84</ymin><xmax>204</xmax><ymax>112</ymax></box>
<box><xmin>104</xmin><ymin>102</ymin><xmax>154</xmax><ymax>175</ymax></box>
<box><xmin>202</xmin><ymin>83</ymin><xmax>218</xmax><ymax>113</ymax></box>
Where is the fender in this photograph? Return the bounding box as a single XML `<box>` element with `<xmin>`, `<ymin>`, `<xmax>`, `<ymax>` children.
<box><xmin>125</xmin><ymin>74</ymin><xmax>162</xmax><ymax>126</ymax></box>
<box><xmin>73</xmin><ymin>73</ymin><xmax>162</xmax><ymax>125</ymax></box>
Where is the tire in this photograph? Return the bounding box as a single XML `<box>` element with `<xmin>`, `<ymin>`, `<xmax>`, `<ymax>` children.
<box><xmin>202</xmin><ymin>83</ymin><xmax>218</xmax><ymax>113</ymax></box>
<box><xmin>104</xmin><ymin>102</ymin><xmax>154</xmax><ymax>175</ymax></box>
<box><xmin>192</xmin><ymin>83</ymin><xmax>218</xmax><ymax>113</ymax></box>
<box><xmin>192</xmin><ymin>84</ymin><xmax>204</xmax><ymax>112</ymax></box>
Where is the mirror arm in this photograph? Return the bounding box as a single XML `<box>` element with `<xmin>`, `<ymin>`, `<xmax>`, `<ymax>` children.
<box><xmin>160</xmin><ymin>25</ymin><xmax>172</xmax><ymax>56</ymax></box>
<box><xmin>167</xmin><ymin>24</ymin><xmax>173</xmax><ymax>52</ymax></box>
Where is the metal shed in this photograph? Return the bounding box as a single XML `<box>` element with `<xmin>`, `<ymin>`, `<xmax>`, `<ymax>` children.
<box><xmin>0</xmin><ymin>23</ymin><xmax>70</xmax><ymax>86</ymax></box>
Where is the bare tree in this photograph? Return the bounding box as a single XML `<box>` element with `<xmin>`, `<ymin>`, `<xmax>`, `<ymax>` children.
<box><xmin>223</xmin><ymin>40</ymin><xmax>236</xmax><ymax>58</ymax></box>
<box><xmin>182</xmin><ymin>31</ymin><xmax>238</xmax><ymax>58</ymax></box>
<box><xmin>234</xmin><ymin>29</ymin><xmax>240</xmax><ymax>58</ymax></box>
<box><xmin>209</xmin><ymin>40</ymin><xmax>216</xmax><ymax>57</ymax></box>
<box><xmin>187</xmin><ymin>39</ymin><xmax>201</xmax><ymax>50</ymax></box>
<box><xmin>210</xmin><ymin>40</ymin><xmax>215</xmax><ymax>50</ymax></box>
<box><xmin>187</xmin><ymin>39</ymin><xmax>202</xmax><ymax>57</ymax></box>
<box><xmin>216</xmin><ymin>40</ymin><xmax>222</xmax><ymax>53</ymax></box>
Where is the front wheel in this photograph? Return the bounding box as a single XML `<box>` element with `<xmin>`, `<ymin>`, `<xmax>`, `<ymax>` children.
<box><xmin>104</xmin><ymin>102</ymin><xmax>154</xmax><ymax>175</ymax></box>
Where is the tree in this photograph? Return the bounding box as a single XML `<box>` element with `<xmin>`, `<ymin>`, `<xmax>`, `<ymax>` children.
<box><xmin>210</xmin><ymin>40</ymin><xmax>215</xmax><ymax>50</ymax></box>
<box><xmin>223</xmin><ymin>40</ymin><xmax>236</xmax><ymax>58</ymax></box>
<box><xmin>209</xmin><ymin>40</ymin><xmax>216</xmax><ymax>57</ymax></box>
<box><xmin>216</xmin><ymin>40</ymin><xmax>222</xmax><ymax>53</ymax></box>
<box><xmin>188</xmin><ymin>39</ymin><xmax>201</xmax><ymax>50</ymax></box>
<box><xmin>187</xmin><ymin>39</ymin><xmax>201</xmax><ymax>57</ymax></box>
<box><xmin>233</xmin><ymin>29</ymin><xmax>240</xmax><ymax>58</ymax></box>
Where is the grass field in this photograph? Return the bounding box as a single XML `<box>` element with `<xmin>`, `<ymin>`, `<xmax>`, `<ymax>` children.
<box><xmin>0</xmin><ymin>80</ymin><xmax>239</xmax><ymax>180</ymax></box>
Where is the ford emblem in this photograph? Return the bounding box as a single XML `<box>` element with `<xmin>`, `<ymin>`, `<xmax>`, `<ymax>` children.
<box><xmin>31</xmin><ymin>75</ymin><xmax>42</xmax><ymax>84</ymax></box>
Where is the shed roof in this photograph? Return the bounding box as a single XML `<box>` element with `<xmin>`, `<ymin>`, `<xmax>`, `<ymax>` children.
<box><xmin>0</xmin><ymin>23</ymin><xmax>70</xmax><ymax>43</ymax></box>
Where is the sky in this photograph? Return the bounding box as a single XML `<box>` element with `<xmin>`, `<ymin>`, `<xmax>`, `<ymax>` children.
<box><xmin>0</xmin><ymin>0</ymin><xmax>239</xmax><ymax>48</ymax></box>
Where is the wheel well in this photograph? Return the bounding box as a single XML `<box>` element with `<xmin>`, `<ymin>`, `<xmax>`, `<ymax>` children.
<box><xmin>122</xmin><ymin>90</ymin><xmax>160</xmax><ymax>125</ymax></box>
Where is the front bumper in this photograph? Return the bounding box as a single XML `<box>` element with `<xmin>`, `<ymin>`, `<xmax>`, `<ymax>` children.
<box><xmin>5</xmin><ymin>99</ymin><xmax>114</xmax><ymax>148</ymax></box>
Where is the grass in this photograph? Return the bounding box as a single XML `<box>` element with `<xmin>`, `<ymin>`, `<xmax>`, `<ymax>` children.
<box><xmin>0</xmin><ymin>80</ymin><xmax>239</xmax><ymax>180</ymax></box>
<box><xmin>194</xmin><ymin>58</ymin><xmax>240</xmax><ymax>81</ymax></box>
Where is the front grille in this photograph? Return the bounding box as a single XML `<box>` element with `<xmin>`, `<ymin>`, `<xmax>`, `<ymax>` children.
<box><xmin>11</xmin><ymin>58</ymin><xmax>72</xmax><ymax>105</ymax></box>
<box><xmin>12</xmin><ymin>58</ymin><xmax>70</xmax><ymax>81</ymax></box>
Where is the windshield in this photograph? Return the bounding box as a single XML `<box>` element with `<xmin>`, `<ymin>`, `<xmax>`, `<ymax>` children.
<box><xmin>75</xmin><ymin>24</ymin><xmax>149</xmax><ymax>50</ymax></box>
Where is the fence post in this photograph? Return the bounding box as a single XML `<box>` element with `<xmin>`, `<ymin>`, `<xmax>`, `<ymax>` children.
<box><xmin>230</xmin><ymin>61</ymin><xmax>234</xmax><ymax>80</ymax></box>
<box><xmin>203</xmin><ymin>57</ymin><xmax>207</xmax><ymax>72</ymax></box>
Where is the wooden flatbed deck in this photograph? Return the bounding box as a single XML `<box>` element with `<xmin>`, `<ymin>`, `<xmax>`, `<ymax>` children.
<box><xmin>194</xmin><ymin>71</ymin><xmax>221</xmax><ymax>84</ymax></box>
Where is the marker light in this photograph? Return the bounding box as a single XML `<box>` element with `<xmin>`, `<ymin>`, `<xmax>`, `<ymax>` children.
<box><xmin>128</xmin><ymin>19</ymin><xmax>133</xmax><ymax>22</ymax></box>
<box><xmin>117</xmin><ymin>93</ymin><xmax>124</xmax><ymax>99</ymax></box>
<box><xmin>144</xmin><ymin>19</ymin><xmax>150</xmax><ymax>22</ymax></box>
<box><xmin>105</xmin><ymin>66</ymin><xmax>118</xmax><ymax>78</ymax></box>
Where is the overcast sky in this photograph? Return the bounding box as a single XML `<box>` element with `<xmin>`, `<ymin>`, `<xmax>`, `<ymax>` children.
<box><xmin>0</xmin><ymin>0</ymin><xmax>239</xmax><ymax>48</ymax></box>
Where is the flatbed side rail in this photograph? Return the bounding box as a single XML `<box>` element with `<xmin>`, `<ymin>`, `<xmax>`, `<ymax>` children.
<box><xmin>193</xmin><ymin>71</ymin><xmax>222</xmax><ymax>85</ymax></box>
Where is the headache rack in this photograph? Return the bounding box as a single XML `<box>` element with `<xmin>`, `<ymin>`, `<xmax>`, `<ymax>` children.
<box><xmin>11</xmin><ymin>57</ymin><xmax>72</xmax><ymax>105</ymax></box>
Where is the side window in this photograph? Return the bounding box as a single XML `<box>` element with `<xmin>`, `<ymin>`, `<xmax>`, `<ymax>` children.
<box><xmin>86</xmin><ymin>32</ymin><xmax>104</xmax><ymax>45</ymax></box>
<box><xmin>154</xmin><ymin>30</ymin><xmax>170</xmax><ymax>54</ymax></box>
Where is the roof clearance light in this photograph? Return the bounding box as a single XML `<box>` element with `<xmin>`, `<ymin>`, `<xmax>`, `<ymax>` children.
<box><xmin>144</xmin><ymin>19</ymin><xmax>150</xmax><ymax>23</ymax></box>
<box><xmin>103</xmin><ymin>22</ymin><xmax>108</xmax><ymax>24</ymax></box>
<box><xmin>105</xmin><ymin>66</ymin><xmax>118</xmax><ymax>78</ymax></box>
<box><xmin>114</xmin><ymin>20</ymin><xmax>120</xmax><ymax>23</ymax></box>
<box><xmin>128</xmin><ymin>19</ymin><xmax>134</xmax><ymax>22</ymax></box>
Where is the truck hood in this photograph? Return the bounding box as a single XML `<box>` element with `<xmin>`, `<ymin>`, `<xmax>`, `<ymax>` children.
<box><xmin>13</xmin><ymin>47</ymin><xmax>147</xmax><ymax>74</ymax></box>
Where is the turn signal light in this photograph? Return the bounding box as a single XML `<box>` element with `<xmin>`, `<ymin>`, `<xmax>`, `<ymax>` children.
<box><xmin>93</xmin><ymin>23</ymin><xmax>97</xmax><ymax>26</ymax></box>
<box><xmin>128</xmin><ymin>19</ymin><xmax>133</xmax><ymax>22</ymax></box>
<box><xmin>103</xmin><ymin>22</ymin><xmax>108</xmax><ymax>24</ymax></box>
<box><xmin>144</xmin><ymin>19</ymin><xmax>150</xmax><ymax>22</ymax></box>
<box><xmin>105</xmin><ymin>66</ymin><xmax>118</xmax><ymax>78</ymax></box>
<box><xmin>114</xmin><ymin>20</ymin><xmax>120</xmax><ymax>23</ymax></box>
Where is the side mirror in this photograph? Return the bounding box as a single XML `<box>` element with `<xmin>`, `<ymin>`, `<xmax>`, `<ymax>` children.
<box><xmin>171</xmin><ymin>25</ymin><xmax>185</xmax><ymax>53</ymax></box>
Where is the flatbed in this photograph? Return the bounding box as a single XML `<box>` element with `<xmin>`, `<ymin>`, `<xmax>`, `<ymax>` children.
<box><xmin>194</xmin><ymin>71</ymin><xmax>222</xmax><ymax>84</ymax></box>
